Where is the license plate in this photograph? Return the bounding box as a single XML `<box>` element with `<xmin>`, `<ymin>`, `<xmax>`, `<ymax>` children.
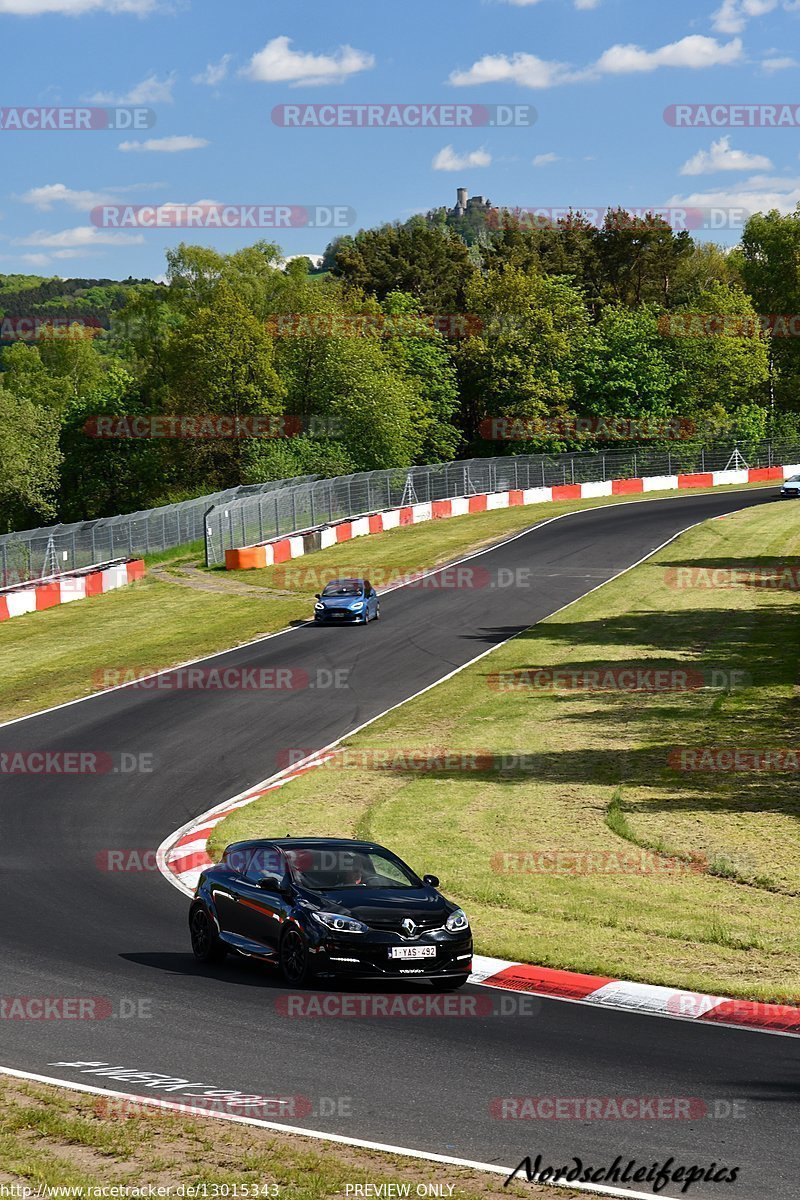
<box><xmin>390</xmin><ymin>946</ymin><xmax>436</xmax><ymax>960</ymax></box>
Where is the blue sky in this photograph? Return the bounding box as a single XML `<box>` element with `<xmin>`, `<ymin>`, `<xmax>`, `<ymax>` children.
<box><xmin>2</xmin><ymin>0</ymin><xmax>800</xmax><ymax>279</ymax></box>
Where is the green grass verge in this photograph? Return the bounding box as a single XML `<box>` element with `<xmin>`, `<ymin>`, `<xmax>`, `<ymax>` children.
<box><xmin>211</xmin><ymin>498</ymin><xmax>800</xmax><ymax>1004</ymax></box>
<box><xmin>0</xmin><ymin>1077</ymin><xmax>560</xmax><ymax>1198</ymax></box>
<box><xmin>0</xmin><ymin>482</ymin><xmax>776</xmax><ymax>724</ymax></box>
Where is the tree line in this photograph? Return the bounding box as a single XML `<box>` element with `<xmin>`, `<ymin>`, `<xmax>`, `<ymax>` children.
<box><xmin>2</xmin><ymin>202</ymin><xmax>800</xmax><ymax>532</ymax></box>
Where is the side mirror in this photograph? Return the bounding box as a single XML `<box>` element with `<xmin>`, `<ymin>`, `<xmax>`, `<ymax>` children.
<box><xmin>422</xmin><ymin>874</ymin><xmax>440</xmax><ymax>888</ymax></box>
<box><xmin>258</xmin><ymin>877</ymin><xmax>279</xmax><ymax>890</ymax></box>
<box><xmin>314</xmin><ymin>593</ymin><xmax>321</xmax><ymax>600</ymax></box>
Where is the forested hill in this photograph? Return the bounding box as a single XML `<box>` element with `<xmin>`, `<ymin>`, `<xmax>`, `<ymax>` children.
<box><xmin>0</xmin><ymin>275</ymin><xmax>160</xmax><ymax>328</ymax></box>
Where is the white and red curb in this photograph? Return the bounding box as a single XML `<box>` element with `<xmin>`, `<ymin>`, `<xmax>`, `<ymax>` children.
<box><xmin>225</xmin><ymin>465</ymin><xmax>796</xmax><ymax>570</ymax></box>
<box><xmin>0</xmin><ymin>558</ymin><xmax>145</xmax><ymax>623</ymax></box>
<box><xmin>157</xmin><ymin>751</ymin><xmax>800</xmax><ymax>1039</ymax></box>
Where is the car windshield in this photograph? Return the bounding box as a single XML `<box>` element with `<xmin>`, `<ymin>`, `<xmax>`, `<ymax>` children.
<box><xmin>788</xmin><ymin>476</ymin><xmax>800</xmax><ymax>483</ymax></box>
<box><xmin>322</xmin><ymin>582</ymin><xmax>361</xmax><ymax>597</ymax></box>
<box><xmin>284</xmin><ymin>846</ymin><xmax>421</xmax><ymax>890</ymax></box>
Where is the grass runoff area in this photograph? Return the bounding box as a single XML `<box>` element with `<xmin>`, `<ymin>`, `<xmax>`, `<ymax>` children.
<box><xmin>212</xmin><ymin>495</ymin><xmax>800</xmax><ymax>1004</ymax></box>
<box><xmin>0</xmin><ymin>481</ymin><xmax>779</xmax><ymax>725</ymax></box>
<box><xmin>0</xmin><ymin>1076</ymin><xmax>556</xmax><ymax>1200</ymax></box>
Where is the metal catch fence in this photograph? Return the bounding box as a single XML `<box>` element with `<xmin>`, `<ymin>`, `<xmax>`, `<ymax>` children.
<box><xmin>1</xmin><ymin>441</ymin><xmax>794</xmax><ymax>584</ymax></box>
<box><xmin>204</xmin><ymin>440</ymin><xmax>797</xmax><ymax>566</ymax></box>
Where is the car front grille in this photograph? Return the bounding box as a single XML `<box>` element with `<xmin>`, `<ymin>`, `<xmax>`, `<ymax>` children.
<box><xmin>366</xmin><ymin>914</ymin><xmax>445</xmax><ymax>935</ymax></box>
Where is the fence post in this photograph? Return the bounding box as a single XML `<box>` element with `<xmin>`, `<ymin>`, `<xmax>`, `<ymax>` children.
<box><xmin>258</xmin><ymin>497</ymin><xmax>264</xmax><ymax>544</ymax></box>
<box><xmin>203</xmin><ymin>505</ymin><xmax>215</xmax><ymax>568</ymax></box>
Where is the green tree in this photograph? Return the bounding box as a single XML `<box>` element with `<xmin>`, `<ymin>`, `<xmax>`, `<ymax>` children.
<box><xmin>0</xmin><ymin>383</ymin><xmax>61</xmax><ymax>529</ymax></box>
<box><xmin>326</xmin><ymin>218</ymin><xmax>477</xmax><ymax>311</ymax></box>
<box><xmin>456</xmin><ymin>265</ymin><xmax>592</xmax><ymax>451</ymax></box>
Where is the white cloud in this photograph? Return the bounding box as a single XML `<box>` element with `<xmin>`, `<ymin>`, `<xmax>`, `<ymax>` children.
<box><xmin>15</xmin><ymin>226</ymin><xmax>145</xmax><ymax>247</ymax></box>
<box><xmin>713</xmin><ymin>0</ymin><xmax>800</xmax><ymax>32</ymax></box>
<box><xmin>450</xmin><ymin>53</ymin><xmax>578</xmax><ymax>88</ymax></box>
<box><xmin>533</xmin><ymin>152</ymin><xmax>561</xmax><ymax>166</ymax></box>
<box><xmin>241</xmin><ymin>36</ymin><xmax>374</xmax><ymax>87</ymax></box>
<box><xmin>449</xmin><ymin>35</ymin><xmax>742</xmax><ymax>88</ymax></box>
<box><xmin>0</xmin><ymin>0</ymin><xmax>155</xmax><ymax>13</ymax></box>
<box><xmin>595</xmin><ymin>35</ymin><xmax>743</xmax><ymax>74</ymax></box>
<box><xmin>712</xmin><ymin>0</ymin><xmax>777</xmax><ymax>33</ymax></box>
<box><xmin>668</xmin><ymin>173</ymin><xmax>800</xmax><ymax>216</ymax></box>
<box><xmin>432</xmin><ymin>145</ymin><xmax>492</xmax><ymax>171</ymax></box>
<box><xmin>680</xmin><ymin>135</ymin><xmax>773</xmax><ymax>175</ymax></box>
<box><xmin>193</xmin><ymin>54</ymin><xmax>232</xmax><ymax>86</ymax></box>
<box><xmin>119</xmin><ymin>135</ymin><xmax>208</xmax><ymax>152</ymax></box>
<box><xmin>18</xmin><ymin>183</ymin><xmax>117</xmax><ymax>210</ymax></box>
<box><xmin>89</xmin><ymin>73</ymin><xmax>175</xmax><ymax>105</ymax></box>
<box><xmin>762</xmin><ymin>54</ymin><xmax>798</xmax><ymax>70</ymax></box>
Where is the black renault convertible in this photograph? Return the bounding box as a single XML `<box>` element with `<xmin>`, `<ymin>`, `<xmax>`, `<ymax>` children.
<box><xmin>189</xmin><ymin>837</ymin><xmax>472</xmax><ymax>989</ymax></box>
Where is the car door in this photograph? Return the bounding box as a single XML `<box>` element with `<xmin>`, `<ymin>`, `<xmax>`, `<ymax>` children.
<box><xmin>235</xmin><ymin>846</ymin><xmax>292</xmax><ymax>954</ymax></box>
<box><xmin>364</xmin><ymin>579</ymin><xmax>377</xmax><ymax>618</ymax></box>
<box><xmin>208</xmin><ymin>851</ymin><xmax>248</xmax><ymax>937</ymax></box>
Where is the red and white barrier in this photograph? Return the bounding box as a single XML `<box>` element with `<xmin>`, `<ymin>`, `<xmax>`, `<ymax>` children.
<box><xmin>159</xmin><ymin>750</ymin><xmax>800</xmax><ymax>1038</ymax></box>
<box><xmin>225</xmin><ymin>465</ymin><xmax>791</xmax><ymax>570</ymax></box>
<box><xmin>0</xmin><ymin>559</ymin><xmax>145</xmax><ymax>624</ymax></box>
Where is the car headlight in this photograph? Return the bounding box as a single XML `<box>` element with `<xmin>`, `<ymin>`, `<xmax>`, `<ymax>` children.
<box><xmin>350</xmin><ymin>601</ymin><xmax>364</xmax><ymax>610</ymax></box>
<box><xmin>314</xmin><ymin>603</ymin><xmax>324</xmax><ymax>611</ymax></box>
<box><xmin>312</xmin><ymin>911</ymin><xmax>369</xmax><ymax>934</ymax></box>
<box><xmin>445</xmin><ymin>908</ymin><xmax>469</xmax><ymax>933</ymax></box>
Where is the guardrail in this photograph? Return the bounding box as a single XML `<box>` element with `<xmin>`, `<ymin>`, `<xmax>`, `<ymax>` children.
<box><xmin>1</xmin><ymin>441</ymin><xmax>794</xmax><ymax>582</ymax></box>
<box><xmin>205</xmin><ymin>442</ymin><xmax>797</xmax><ymax>566</ymax></box>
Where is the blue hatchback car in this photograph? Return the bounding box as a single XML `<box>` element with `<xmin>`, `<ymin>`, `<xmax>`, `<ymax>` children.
<box><xmin>314</xmin><ymin>578</ymin><xmax>380</xmax><ymax>624</ymax></box>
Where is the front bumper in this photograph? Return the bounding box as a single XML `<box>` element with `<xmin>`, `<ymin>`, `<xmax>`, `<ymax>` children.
<box><xmin>781</xmin><ymin>489</ymin><xmax>799</xmax><ymax>499</ymax></box>
<box><xmin>309</xmin><ymin>931</ymin><xmax>473</xmax><ymax>980</ymax></box>
<box><xmin>314</xmin><ymin>607</ymin><xmax>365</xmax><ymax>622</ymax></box>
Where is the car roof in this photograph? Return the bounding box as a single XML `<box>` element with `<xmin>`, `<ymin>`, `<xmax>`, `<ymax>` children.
<box><xmin>324</xmin><ymin>577</ymin><xmax>364</xmax><ymax>586</ymax></box>
<box><xmin>224</xmin><ymin>836</ymin><xmax>384</xmax><ymax>853</ymax></box>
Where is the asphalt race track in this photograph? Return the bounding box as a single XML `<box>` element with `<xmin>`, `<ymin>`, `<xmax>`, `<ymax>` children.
<box><xmin>1</xmin><ymin>488</ymin><xmax>797</xmax><ymax>1200</ymax></box>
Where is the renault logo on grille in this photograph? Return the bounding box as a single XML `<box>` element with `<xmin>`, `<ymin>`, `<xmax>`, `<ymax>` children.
<box><xmin>401</xmin><ymin>918</ymin><xmax>418</xmax><ymax>937</ymax></box>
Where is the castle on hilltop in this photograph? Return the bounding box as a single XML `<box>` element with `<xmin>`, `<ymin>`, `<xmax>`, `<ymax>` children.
<box><xmin>450</xmin><ymin>187</ymin><xmax>492</xmax><ymax>217</ymax></box>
